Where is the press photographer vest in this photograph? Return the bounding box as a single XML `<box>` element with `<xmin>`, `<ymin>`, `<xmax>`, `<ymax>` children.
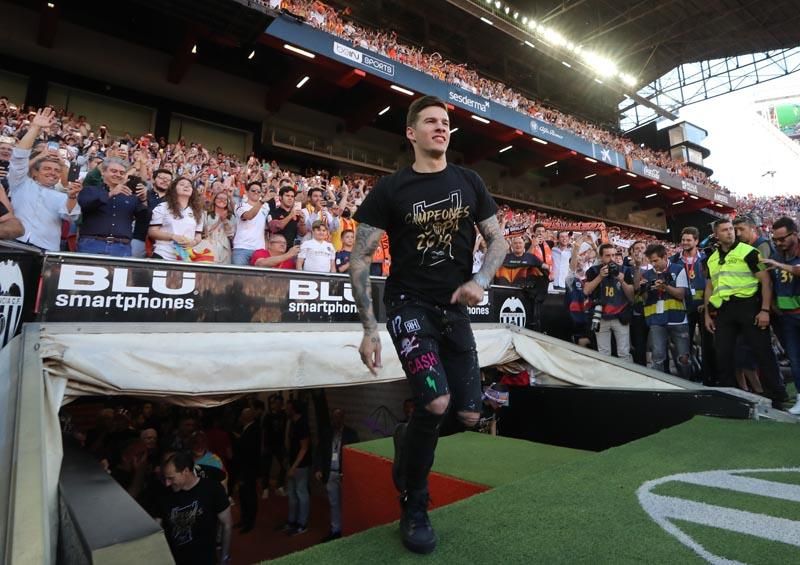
<box><xmin>707</xmin><ymin>242</ymin><xmax>759</xmax><ymax>308</ymax></box>
<box><xmin>642</xmin><ymin>263</ymin><xmax>687</xmax><ymax>327</ymax></box>
<box><xmin>670</xmin><ymin>251</ymin><xmax>706</xmax><ymax>309</ymax></box>
<box><xmin>771</xmin><ymin>252</ymin><xmax>800</xmax><ymax>315</ymax></box>
<box><xmin>587</xmin><ymin>265</ymin><xmax>629</xmax><ymax>320</ymax></box>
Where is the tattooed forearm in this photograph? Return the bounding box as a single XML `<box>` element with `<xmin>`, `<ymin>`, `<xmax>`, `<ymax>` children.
<box><xmin>473</xmin><ymin>215</ymin><xmax>508</xmax><ymax>289</ymax></box>
<box><xmin>349</xmin><ymin>223</ymin><xmax>385</xmax><ymax>333</ymax></box>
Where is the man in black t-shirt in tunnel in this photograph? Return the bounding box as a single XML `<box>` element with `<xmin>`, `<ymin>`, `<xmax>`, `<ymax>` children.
<box><xmin>350</xmin><ymin>96</ymin><xmax>507</xmax><ymax>554</ymax></box>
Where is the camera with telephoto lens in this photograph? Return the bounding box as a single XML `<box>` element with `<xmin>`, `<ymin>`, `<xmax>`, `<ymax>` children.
<box><xmin>591</xmin><ymin>303</ymin><xmax>603</xmax><ymax>333</ymax></box>
<box><xmin>606</xmin><ymin>262</ymin><xmax>619</xmax><ymax>279</ymax></box>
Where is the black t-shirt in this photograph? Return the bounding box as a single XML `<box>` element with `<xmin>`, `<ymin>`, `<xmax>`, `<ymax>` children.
<box><xmin>270</xmin><ymin>207</ymin><xmax>301</xmax><ymax>246</ymax></box>
<box><xmin>159</xmin><ymin>477</ymin><xmax>229</xmax><ymax>565</ymax></box>
<box><xmin>132</xmin><ymin>190</ymin><xmax>166</xmax><ymax>241</ymax></box>
<box><xmin>354</xmin><ymin>164</ymin><xmax>497</xmax><ymax>304</ymax></box>
<box><xmin>288</xmin><ymin>416</ymin><xmax>311</xmax><ymax>468</ymax></box>
<box><xmin>264</xmin><ymin>412</ymin><xmax>287</xmax><ymax>454</ymax></box>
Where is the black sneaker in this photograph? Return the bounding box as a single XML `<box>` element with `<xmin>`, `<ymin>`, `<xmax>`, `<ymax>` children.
<box><xmin>321</xmin><ymin>530</ymin><xmax>342</xmax><ymax>542</ymax></box>
<box><xmin>399</xmin><ymin>489</ymin><xmax>437</xmax><ymax>554</ymax></box>
<box><xmin>287</xmin><ymin>524</ymin><xmax>308</xmax><ymax>536</ymax></box>
<box><xmin>392</xmin><ymin>423</ymin><xmax>408</xmax><ymax>494</ymax></box>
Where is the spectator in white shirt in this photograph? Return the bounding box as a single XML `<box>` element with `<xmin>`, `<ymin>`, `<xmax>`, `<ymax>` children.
<box><xmin>232</xmin><ymin>182</ymin><xmax>270</xmax><ymax>266</ymax></box>
<box><xmin>551</xmin><ymin>231</ymin><xmax>573</xmax><ymax>289</ymax></box>
<box><xmin>7</xmin><ymin>107</ymin><xmax>81</xmax><ymax>251</ymax></box>
<box><xmin>297</xmin><ymin>221</ymin><xmax>336</xmax><ymax>273</ymax></box>
<box><xmin>147</xmin><ymin>177</ymin><xmax>203</xmax><ymax>260</ymax></box>
<box><xmin>302</xmin><ymin>187</ymin><xmax>339</xmax><ymax>240</ymax></box>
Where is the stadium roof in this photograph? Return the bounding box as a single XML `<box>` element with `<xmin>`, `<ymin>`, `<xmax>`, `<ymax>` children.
<box><xmin>505</xmin><ymin>0</ymin><xmax>800</xmax><ymax>85</ymax></box>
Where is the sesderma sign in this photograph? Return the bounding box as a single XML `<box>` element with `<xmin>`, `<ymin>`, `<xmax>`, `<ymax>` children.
<box><xmin>448</xmin><ymin>91</ymin><xmax>490</xmax><ymax>114</ymax></box>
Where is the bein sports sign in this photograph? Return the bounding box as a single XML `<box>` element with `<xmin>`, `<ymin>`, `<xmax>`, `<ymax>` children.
<box><xmin>333</xmin><ymin>41</ymin><xmax>395</xmax><ymax>77</ymax></box>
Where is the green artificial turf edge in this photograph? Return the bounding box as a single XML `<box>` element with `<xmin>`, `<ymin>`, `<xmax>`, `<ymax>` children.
<box><xmin>349</xmin><ymin>431</ymin><xmax>591</xmax><ymax>488</ymax></box>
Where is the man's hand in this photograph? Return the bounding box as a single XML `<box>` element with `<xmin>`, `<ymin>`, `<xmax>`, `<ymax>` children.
<box><xmin>617</xmin><ymin>272</ymin><xmax>627</xmax><ymax>283</ymax></box>
<box><xmin>754</xmin><ymin>310</ymin><xmax>770</xmax><ymax>329</ymax></box>
<box><xmin>450</xmin><ymin>280</ymin><xmax>484</xmax><ymax>306</ymax></box>
<box><xmin>287</xmin><ymin>466</ymin><xmax>296</xmax><ymax>478</ymax></box>
<box><xmin>135</xmin><ymin>183</ymin><xmax>147</xmax><ymax>202</ymax></box>
<box><xmin>599</xmin><ymin>264</ymin><xmax>610</xmax><ymax>278</ymax></box>
<box><xmin>762</xmin><ymin>258</ymin><xmax>784</xmax><ymax>271</ymax></box>
<box><xmin>109</xmin><ymin>183</ymin><xmax>133</xmax><ymax>198</ymax></box>
<box><xmin>66</xmin><ymin>181</ymin><xmax>82</xmax><ymax>200</ymax></box>
<box><xmin>704</xmin><ymin>311</ymin><xmax>716</xmax><ymax>334</ymax></box>
<box><xmin>31</xmin><ymin>107</ymin><xmax>57</xmax><ymax>131</ymax></box>
<box><xmin>314</xmin><ymin>471</ymin><xmax>322</xmax><ymax>481</ymax></box>
<box><xmin>286</xmin><ymin>245</ymin><xmax>300</xmax><ymax>258</ymax></box>
<box><xmin>358</xmin><ymin>331</ymin><xmax>382</xmax><ymax>375</ymax></box>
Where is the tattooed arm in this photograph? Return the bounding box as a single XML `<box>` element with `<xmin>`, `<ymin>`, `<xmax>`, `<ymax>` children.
<box><xmin>451</xmin><ymin>215</ymin><xmax>508</xmax><ymax>305</ymax></box>
<box><xmin>349</xmin><ymin>222</ymin><xmax>386</xmax><ymax>375</ymax></box>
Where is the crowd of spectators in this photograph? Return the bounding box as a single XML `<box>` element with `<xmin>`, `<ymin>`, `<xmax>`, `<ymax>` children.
<box><xmin>0</xmin><ymin>97</ymin><xmax>684</xmax><ymax>278</ymax></box>
<box><xmin>64</xmin><ymin>394</ymin><xmax>362</xmax><ymax>562</ymax></box>
<box><xmin>733</xmin><ymin>194</ymin><xmax>800</xmax><ymax>235</ymax></box>
<box><xmin>266</xmin><ymin>0</ymin><xmax>729</xmax><ymax>195</ymax></box>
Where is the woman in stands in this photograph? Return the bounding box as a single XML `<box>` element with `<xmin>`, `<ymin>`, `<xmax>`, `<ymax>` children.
<box><xmin>148</xmin><ymin>177</ymin><xmax>204</xmax><ymax>261</ymax></box>
<box><xmin>203</xmin><ymin>189</ymin><xmax>236</xmax><ymax>264</ymax></box>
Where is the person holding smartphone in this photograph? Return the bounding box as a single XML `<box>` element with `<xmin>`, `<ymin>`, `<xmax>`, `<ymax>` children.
<box><xmin>267</xmin><ymin>185</ymin><xmax>307</xmax><ymax>251</ymax></box>
<box><xmin>77</xmin><ymin>158</ymin><xmax>148</xmax><ymax>257</ymax></box>
<box><xmin>7</xmin><ymin>107</ymin><xmax>81</xmax><ymax>251</ymax></box>
<box><xmin>231</xmin><ymin>181</ymin><xmax>270</xmax><ymax>266</ymax></box>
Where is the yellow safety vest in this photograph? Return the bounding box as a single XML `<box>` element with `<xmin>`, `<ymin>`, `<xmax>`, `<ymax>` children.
<box><xmin>706</xmin><ymin>242</ymin><xmax>759</xmax><ymax>308</ymax></box>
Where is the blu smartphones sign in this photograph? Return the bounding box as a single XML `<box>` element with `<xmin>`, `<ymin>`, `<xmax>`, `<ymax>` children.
<box><xmin>55</xmin><ymin>264</ymin><xmax>197</xmax><ymax>312</ymax></box>
<box><xmin>333</xmin><ymin>41</ymin><xmax>395</xmax><ymax>77</ymax></box>
<box><xmin>38</xmin><ymin>257</ymin><xmax>530</xmax><ymax>325</ymax></box>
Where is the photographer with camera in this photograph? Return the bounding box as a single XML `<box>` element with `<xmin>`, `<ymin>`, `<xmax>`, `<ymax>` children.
<box><xmin>77</xmin><ymin>157</ymin><xmax>149</xmax><ymax>257</ymax></box>
<box><xmin>583</xmin><ymin>243</ymin><xmax>635</xmax><ymax>362</ymax></box>
<box><xmin>634</xmin><ymin>244</ymin><xmax>691</xmax><ymax>379</ymax></box>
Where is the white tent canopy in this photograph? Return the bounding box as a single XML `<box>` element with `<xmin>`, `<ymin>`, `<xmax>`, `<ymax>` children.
<box><xmin>3</xmin><ymin>322</ymin><xmax>701</xmax><ymax>564</ymax></box>
<box><xmin>41</xmin><ymin>323</ymin><xmax>684</xmax><ymax>405</ymax></box>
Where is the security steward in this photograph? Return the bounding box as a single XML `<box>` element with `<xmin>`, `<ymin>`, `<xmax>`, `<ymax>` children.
<box><xmin>703</xmin><ymin>219</ymin><xmax>788</xmax><ymax>408</ymax></box>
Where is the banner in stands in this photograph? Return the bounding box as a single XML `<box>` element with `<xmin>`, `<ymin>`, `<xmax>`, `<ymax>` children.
<box><xmin>265</xmin><ymin>16</ymin><xmax>731</xmax><ymax>205</ymax></box>
<box><xmin>37</xmin><ymin>256</ymin><xmax>527</xmax><ymax>325</ymax></box>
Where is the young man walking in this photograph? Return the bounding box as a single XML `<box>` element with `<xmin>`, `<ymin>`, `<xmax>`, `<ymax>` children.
<box><xmin>349</xmin><ymin>96</ymin><xmax>507</xmax><ymax>554</ymax></box>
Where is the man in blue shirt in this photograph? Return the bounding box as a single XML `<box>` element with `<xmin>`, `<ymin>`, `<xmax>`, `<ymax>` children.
<box><xmin>335</xmin><ymin>229</ymin><xmax>355</xmax><ymax>273</ymax></box>
<box><xmin>77</xmin><ymin>157</ymin><xmax>149</xmax><ymax>257</ymax></box>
